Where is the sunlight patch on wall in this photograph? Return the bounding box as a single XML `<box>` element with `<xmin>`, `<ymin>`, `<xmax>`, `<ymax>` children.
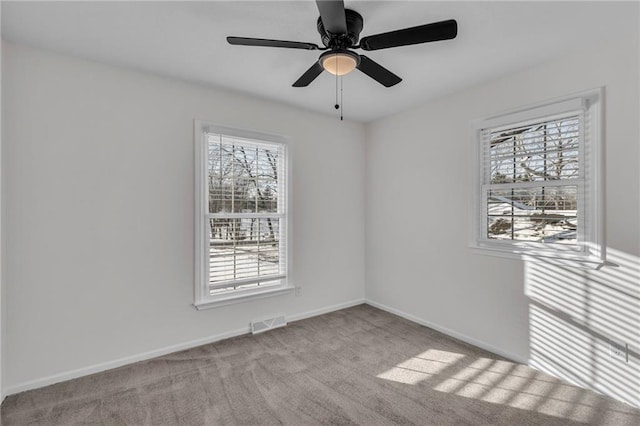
<box><xmin>526</xmin><ymin>247</ymin><xmax>640</xmax><ymax>408</ymax></box>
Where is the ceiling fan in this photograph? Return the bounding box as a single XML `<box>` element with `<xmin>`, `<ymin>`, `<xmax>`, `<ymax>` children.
<box><xmin>227</xmin><ymin>0</ymin><xmax>458</xmax><ymax>88</ymax></box>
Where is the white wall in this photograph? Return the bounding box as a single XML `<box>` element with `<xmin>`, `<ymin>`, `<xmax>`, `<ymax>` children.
<box><xmin>365</xmin><ymin>29</ymin><xmax>639</xmax><ymax>407</ymax></box>
<box><xmin>1</xmin><ymin>41</ymin><xmax>366</xmax><ymax>393</ymax></box>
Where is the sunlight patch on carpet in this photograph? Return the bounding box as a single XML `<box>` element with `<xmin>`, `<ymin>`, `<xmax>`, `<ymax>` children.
<box><xmin>377</xmin><ymin>352</ymin><xmax>640</xmax><ymax>424</ymax></box>
<box><xmin>432</xmin><ymin>357</ymin><xmax>608</xmax><ymax>423</ymax></box>
<box><xmin>376</xmin><ymin>349</ymin><xmax>465</xmax><ymax>385</ymax></box>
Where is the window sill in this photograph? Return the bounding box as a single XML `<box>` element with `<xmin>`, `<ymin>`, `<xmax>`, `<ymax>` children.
<box><xmin>194</xmin><ymin>284</ymin><xmax>294</xmax><ymax>310</ymax></box>
<box><xmin>470</xmin><ymin>245</ymin><xmax>607</xmax><ymax>270</ymax></box>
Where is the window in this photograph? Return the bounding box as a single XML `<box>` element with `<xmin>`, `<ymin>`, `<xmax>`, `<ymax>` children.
<box><xmin>194</xmin><ymin>122</ymin><xmax>292</xmax><ymax>308</ymax></box>
<box><xmin>470</xmin><ymin>89</ymin><xmax>604</xmax><ymax>266</ymax></box>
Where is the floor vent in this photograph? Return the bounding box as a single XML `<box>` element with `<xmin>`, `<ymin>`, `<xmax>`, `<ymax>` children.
<box><xmin>251</xmin><ymin>315</ymin><xmax>287</xmax><ymax>334</ymax></box>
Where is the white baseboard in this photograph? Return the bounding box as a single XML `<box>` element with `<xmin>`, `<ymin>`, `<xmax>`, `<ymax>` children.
<box><xmin>6</xmin><ymin>297</ymin><xmax>524</xmax><ymax>397</ymax></box>
<box><xmin>4</xmin><ymin>326</ymin><xmax>251</xmax><ymax>397</ymax></box>
<box><xmin>365</xmin><ymin>299</ymin><xmax>528</xmax><ymax>365</ymax></box>
<box><xmin>4</xmin><ymin>298</ymin><xmax>366</xmax><ymax>397</ymax></box>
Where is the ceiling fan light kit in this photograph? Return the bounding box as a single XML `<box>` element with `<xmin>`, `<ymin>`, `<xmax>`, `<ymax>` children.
<box><xmin>227</xmin><ymin>0</ymin><xmax>457</xmax><ymax>113</ymax></box>
<box><xmin>320</xmin><ymin>50</ymin><xmax>359</xmax><ymax>76</ymax></box>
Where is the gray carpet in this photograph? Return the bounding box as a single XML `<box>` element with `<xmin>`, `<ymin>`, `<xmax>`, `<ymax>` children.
<box><xmin>2</xmin><ymin>304</ymin><xmax>639</xmax><ymax>425</ymax></box>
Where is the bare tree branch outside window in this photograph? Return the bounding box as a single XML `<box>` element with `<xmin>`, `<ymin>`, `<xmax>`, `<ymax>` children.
<box><xmin>486</xmin><ymin>115</ymin><xmax>579</xmax><ymax>243</ymax></box>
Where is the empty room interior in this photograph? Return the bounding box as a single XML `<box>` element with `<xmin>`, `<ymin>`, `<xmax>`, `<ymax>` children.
<box><xmin>1</xmin><ymin>1</ymin><xmax>639</xmax><ymax>424</ymax></box>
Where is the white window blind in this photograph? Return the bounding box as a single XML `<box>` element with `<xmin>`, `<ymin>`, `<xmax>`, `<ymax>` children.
<box><xmin>471</xmin><ymin>89</ymin><xmax>604</xmax><ymax>265</ymax></box>
<box><xmin>207</xmin><ymin>134</ymin><xmax>287</xmax><ymax>293</ymax></box>
<box><xmin>194</xmin><ymin>122</ymin><xmax>291</xmax><ymax>308</ymax></box>
<box><xmin>482</xmin><ymin>113</ymin><xmax>582</xmax><ymax>245</ymax></box>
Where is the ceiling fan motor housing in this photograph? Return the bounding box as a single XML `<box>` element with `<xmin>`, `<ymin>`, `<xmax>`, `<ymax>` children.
<box><xmin>317</xmin><ymin>9</ymin><xmax>364</xmax><ymax>49</ymax></box>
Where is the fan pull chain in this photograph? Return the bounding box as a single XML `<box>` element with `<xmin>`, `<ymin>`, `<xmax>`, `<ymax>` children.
<box><xmin>331</xmin><ymin>54</ymin><xmax>344</xmax><ymax>120</ymax></box>
<box><xmin>334</xmin><ymin>54</ymin><xmax>340</xmax><ymax>115</ymax></box>
<box><xmin>340</xmin><ymin>75</ymin><xmax>343</xmax><ymax>121</ymax></box>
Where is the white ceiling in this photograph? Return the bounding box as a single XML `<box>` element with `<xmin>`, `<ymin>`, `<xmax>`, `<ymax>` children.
<box><xmin>2</xmin><ymin>1</ymin><xmax>637</xmax><ymax>122</ymax></box>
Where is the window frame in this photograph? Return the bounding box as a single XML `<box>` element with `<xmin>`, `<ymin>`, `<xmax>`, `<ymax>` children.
<box><xmin>469</xmin><ymin>88</ymin><xmax>605</xmax><ymax>267</ymax></box>
<box><xmin>194</xmin><ymin>121</ymin><xmax>293</xmax><ymax>309</ymax></box>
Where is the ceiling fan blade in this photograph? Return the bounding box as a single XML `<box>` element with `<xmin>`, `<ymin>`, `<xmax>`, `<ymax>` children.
<box><xmin>292</xmin><ymin>61</ymin><xmax>324</xmax><ymax>87</ymax></box>
<box><xmin>356</xmin><ymin>55</ymin><xmax>402</xmax><ymax>87</ymax></box>
<box><xmin>360</xmin><ymin>19</ymin><xmax>458</xmax><ymax>51</ymax></box>
<box><xmin>316</xmin><ymin>0</ymin><xmax>347</xmax><ymax>34</ymax></box>
<box><xmin>227</xmin><ymin>37</ymin><xmax>321</xmax><ymax>50</ymax></box>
